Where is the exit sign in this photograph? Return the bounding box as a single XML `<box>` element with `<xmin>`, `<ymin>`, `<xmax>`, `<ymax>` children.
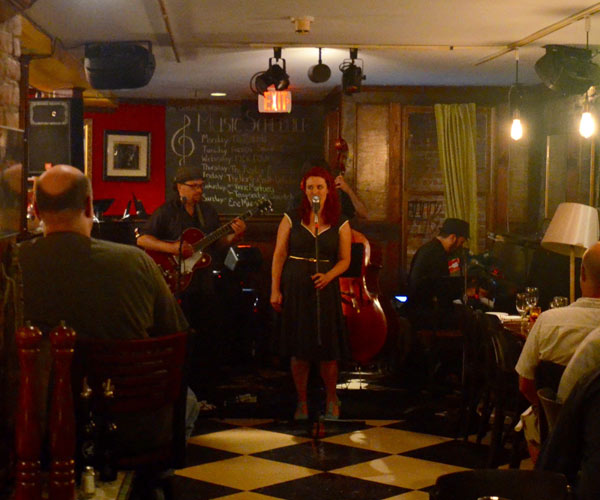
<box><xmin>258</xmin><ymin>91</ymin><xmax>292</xmax><ymax>113</ymax></box>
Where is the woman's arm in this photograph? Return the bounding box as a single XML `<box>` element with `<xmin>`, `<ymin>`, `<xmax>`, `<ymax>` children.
<box><xmin>270</xmin><ymin>215</ymin><xmax>291</xmax><ymax>312</ymax></box>
<box><xmin>311</xmin><ymin>221</ymin><xmax>351</xmax><ymax>290</ymax></box>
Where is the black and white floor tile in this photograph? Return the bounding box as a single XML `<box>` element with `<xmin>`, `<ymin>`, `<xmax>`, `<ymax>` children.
<box><xmin>172</xmin><ymin>415</ymin><xmax>531</xmax><ymax>500</ymax></box>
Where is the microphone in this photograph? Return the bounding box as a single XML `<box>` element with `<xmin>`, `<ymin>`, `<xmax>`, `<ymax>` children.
<box><xmin>311</xmin><ymin>195</ymin><xmax>320</xmax><ymax>215</ymax></box>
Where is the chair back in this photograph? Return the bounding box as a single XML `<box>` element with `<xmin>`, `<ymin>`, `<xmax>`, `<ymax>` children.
<box><xmin>430</xmin><ymin>469</ymin><xmax>570</xmax><ymax>500</ymax></box>
<box><xmin>535</xmin><ymin>360</ymin><xmax>565</xmax><ymax>393</ymax></box>
<box><xmin>537</xmin><ymin>387</ymin><xmax>563</xmax><ymax>436</ymax></box>
<box><xmin>72</xmin><ymin>332</ymin><xmax>188</xmax><ymax>470</ymax></box>
<box><xmin>489</xmin><ymin>321</ymin><xmax>524</xmax><ymax>374</ymax></box>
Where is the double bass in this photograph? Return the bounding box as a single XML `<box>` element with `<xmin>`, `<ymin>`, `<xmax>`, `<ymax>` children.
<box><xmin>334</xmin><ymin>136</ymin><xmax>388</xmax><ymax>365</ymax></box>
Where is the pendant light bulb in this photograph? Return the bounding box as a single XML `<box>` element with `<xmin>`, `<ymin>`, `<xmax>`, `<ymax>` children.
<box><xmin>580</xmin><ymin>110</ymin><xmax>596</xmax><ymax>138</ymax></box>
<box><xmin>511</xmin><ymin>117</ymin><xmax>523</xmax><ymax>141</ymax></box>
<box><xmin>509</xmin><ymin>49</ymin><xmax>523</xmax><ymax>141</ymax></box>
<box><xmin>510</xmin><ymin>107</ymin><xmax>522</xmax><ymax>141</ymax></box>
<box><xmin>579</xmin><ymin>21</ymin><xmax>596</xmax><ymax>139</ymax></box>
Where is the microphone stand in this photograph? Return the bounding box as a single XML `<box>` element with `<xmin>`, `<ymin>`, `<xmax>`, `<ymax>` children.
<box><xmin>313</xmin><ymin>202</ymin><xmax>322</xmax><ymax>346</ymax></box>
<box><xmin>462</xmin><ymin>247</ymin><xmax>468</xmax><ymax>305</ymax></box>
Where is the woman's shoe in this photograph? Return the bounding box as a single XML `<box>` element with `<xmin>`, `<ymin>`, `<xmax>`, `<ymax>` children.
<box><xmin>325</xmin><ymin>399</ymin><xmax>341</xmax><ymax>420</ymax></box>
<box><xmin>294</xmin><ymin>401</ymin><xmax>308</xmax><ymax>420</ymax></box>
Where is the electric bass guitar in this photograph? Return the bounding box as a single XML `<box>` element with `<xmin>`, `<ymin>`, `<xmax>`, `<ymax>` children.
<box><xmin>146</xmin><ymin>199</ymin><xmax>272</xmax><ymax>293</ymax></box>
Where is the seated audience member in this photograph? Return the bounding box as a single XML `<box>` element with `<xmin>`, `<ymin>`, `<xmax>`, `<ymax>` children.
<box><xmin>558</xmin><ymin>325</ymin><xmax>600</xmax><ymax>402</ymax></box>
<box><xmin>18</xmin><ymin>165</ymin><xmax>199</xmax><ymax>457</ymax></box>
<box><xmin>516</xmin><ymin>241</ymin><xmax>600</xmax><ymax>404</ymax></box>
<box><xmin>537</xmin><ymin>366</ymin><xmax>600</xmax><ymax>500</ymax></box>
<box><xmin>405</xmin><ymin>217</ymin><xmax>469</xmax><ymax>329</ymax></box>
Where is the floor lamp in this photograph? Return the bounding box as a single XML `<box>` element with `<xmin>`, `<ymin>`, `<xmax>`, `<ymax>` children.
<box><xmin>541</xmin><ymin>202</ymin><xmax>599</xmax><ymax>304</ymax></box>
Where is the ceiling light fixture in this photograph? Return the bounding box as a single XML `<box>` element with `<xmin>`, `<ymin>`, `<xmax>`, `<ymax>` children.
<box><xmin>308</xmin><ymin>48</ymin><xmax>331</xmax><ymax>83</ymax></box>
<box><xmin>250</xmin><ymin>47</ymin><xmax>290</xmax><ymax>95</ymax></box>
<box><xmin>509</xmin><ymin>49</ymin><xmax>523</xmax><ymax>141</ymax></box>
<box><xmin>291</xmin><ymin>16</ymin><xmax>314</xmax><ymax>34</ymax></box>
<box><xmin>339</xmin><ymin>48</ymin><xmax>366</xmax><ymax>95</ymax></box>
<box><xmin>580</xmin><ymin>17</ymin><xmax>596</xmax><ymax>139</ymax></box>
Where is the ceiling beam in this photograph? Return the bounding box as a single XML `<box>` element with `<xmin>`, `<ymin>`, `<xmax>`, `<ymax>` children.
<box><xmin>156</xmin><ymin>0</ymin><xmax>180</xmax><ymax>62</ymax></box>
<box><xmin>179</xmin><ymin>42</ymin><xmax>500</xmax><ymax>51</ymax></box>
<box><xmin>476</xmin><ymin>3</ymin><xmax>600</xmax><ymax>65</ymax></box>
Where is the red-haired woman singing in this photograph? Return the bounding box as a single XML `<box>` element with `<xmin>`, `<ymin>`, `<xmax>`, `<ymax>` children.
<box><xmin>271</xmin><ymin>164</ymin><xmax>351</xmax><ymax>420</ymax></box>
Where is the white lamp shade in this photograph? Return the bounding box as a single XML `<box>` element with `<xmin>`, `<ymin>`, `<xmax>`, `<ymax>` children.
<box><xmin>542</xmin><ymin>202</ymin><xmax>599</xmax><ymax>257</ymax></box>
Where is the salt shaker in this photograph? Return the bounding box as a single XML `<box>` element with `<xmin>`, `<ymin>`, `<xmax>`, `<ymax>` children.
<box><xmin>81</xmin><ymin>465</ymin><xmax>95</xmax><ymax>498</ymax></box>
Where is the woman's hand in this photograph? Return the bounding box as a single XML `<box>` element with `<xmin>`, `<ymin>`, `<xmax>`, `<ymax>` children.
<box><xmin>270</xmin><ymin>289</ymin><xmax>283</xmax><ymax>312</ymax></box>
<box><xmin>311</xmin><ymin>272</ymin><xmax>333</xmax><ymax>290</ymax></box>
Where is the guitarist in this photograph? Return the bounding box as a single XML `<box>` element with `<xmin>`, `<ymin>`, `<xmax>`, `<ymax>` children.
<box><xmin>137</xmin><ymin>166</ymin><xmax>245</xmax><ymax>262</ymax></box>
<box><xmin>137</xmin><ymin>166</ymin><xmax>246</xmax><ymax>393</ymax></box>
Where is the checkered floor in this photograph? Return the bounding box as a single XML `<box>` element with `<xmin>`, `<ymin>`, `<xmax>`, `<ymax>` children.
<box><xmin>170</xmin><ymin>414</ymin><xmax>531</xmax><ymax>500</ymax></box>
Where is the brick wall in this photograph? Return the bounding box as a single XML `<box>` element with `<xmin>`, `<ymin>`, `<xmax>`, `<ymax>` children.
<box><xmin>0</xmin><ymin>13</ymin><xmax>20</xmax><ymax>493</ymax></box>
<box><xmin>0</xmin><ymin>14</ymin><xmax>20</xmax><ymax>128</ymax></box>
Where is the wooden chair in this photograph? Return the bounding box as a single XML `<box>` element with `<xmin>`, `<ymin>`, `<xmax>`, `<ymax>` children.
<box><xmin>412</xmin><ymin>303</ymin><xmax>471</xmax><ymax>388</ymax></box>
<box><xmin>458</xmin><ymin>309</ymin><xmax>488</xmax><ymax>440</ymax></box>
<box><xmin>430</xmin><ymin>469</ymin><xmax>570</xmax><ymax>500</ymax></box>
<box><xmin>71</xmin><ymin>332</ymin><xmax>188</xmax><ymax>476</ymax></box>
<box><xmin>535</xmin><ymin>361</ymin><xmax>565</xmax><ymax>444</ymax></box>
<box><xmin>537</xmin><ymin>387</ymin><xmax>563</xmax><ymax>440</ymax></box>
<box><xmin>474</xmin><ymin>315</ymin><xmax>527</xmax><ymax>467</ymax></box>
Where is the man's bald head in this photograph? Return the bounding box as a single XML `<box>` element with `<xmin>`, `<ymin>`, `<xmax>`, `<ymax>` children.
<box><xmin>581</xmin><ymin>242</ymin><xmax>600</xmax><ymax>297</ymax></box>
<box><xmin>35</xmin><ymin>165</ymin><xmax>90</xmax><ymax>214</ymax></box>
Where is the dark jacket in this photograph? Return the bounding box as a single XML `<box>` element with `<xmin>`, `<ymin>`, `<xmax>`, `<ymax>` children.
<box><xmin>537</xmin><ymin>366</ymin><xmax>600</xmax><ymax>500</ymax></box>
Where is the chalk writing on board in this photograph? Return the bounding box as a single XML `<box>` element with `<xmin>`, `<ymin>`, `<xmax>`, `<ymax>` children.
<box><xmin>171</xmin><ymin>114</ymin><xmax>194</xmax><ymax>166</ymax></box>
<box><xmin>166</xmin><ymin>105</ymin><xmax>324</xmax><ymax>214</ymax></box>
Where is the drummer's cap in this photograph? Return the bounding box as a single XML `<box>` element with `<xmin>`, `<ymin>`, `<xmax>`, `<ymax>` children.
<box><xmin>440</xmin><ymin>218</ymin><xmax>470</xmax><ymax>239</ymax></box>
<box><xmin>173</xmin><ymin>166</ymin><xmax>204</xmax><ymax>184</ymax></box>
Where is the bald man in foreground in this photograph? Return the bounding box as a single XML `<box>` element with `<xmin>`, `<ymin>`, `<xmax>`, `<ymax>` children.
<box><xmin>516</xmin><ymin>241</ymin><xmax>600</xmax><ymax>404</ymax></box>
<box><xmin>18</xmin><ymin>166</ymin><xmax>198</xmax><ymax>488</ymax></box>
<box><xmin>20</xmin><ymin>164</ymin><xmax>189</xmax><ymax>339</ymax></box>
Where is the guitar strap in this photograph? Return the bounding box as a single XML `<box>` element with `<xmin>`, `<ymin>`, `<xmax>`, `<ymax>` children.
<box><xmin>195</xmin><ymin>203</ymin><xmax>206</xmax><ymax>228</ymax></box>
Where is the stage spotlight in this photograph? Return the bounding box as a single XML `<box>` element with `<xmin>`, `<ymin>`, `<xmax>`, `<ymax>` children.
<box><xmin>250</xmin><ymin>47</ymin><xmax>290</xmax><ymax>95</ymax></box>
<box><xmin>339</xmin><ymin>48</ymin><xmax>366</xmax><ymax>95</ymax></box>
<box><xmin>308</xmin><ymin>48</ymin><xmax>331</xmax><ymax>83</ymax></box>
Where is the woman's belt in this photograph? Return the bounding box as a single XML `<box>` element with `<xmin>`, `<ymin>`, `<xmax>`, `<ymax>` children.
<box><xmin>289</xmin><ymin>255</ymin><xmax>330</xmax><ymax>263</ymax></box>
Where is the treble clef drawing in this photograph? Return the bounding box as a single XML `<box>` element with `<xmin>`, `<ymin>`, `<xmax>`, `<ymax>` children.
<box><xmin>171</xmin><ymin>114</ymin><xmax>195</xmax><ymax>165</ymax></box>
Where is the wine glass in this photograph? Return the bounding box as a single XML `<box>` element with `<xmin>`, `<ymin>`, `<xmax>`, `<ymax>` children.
<box><xmin>525</xmin><ymin>286</ymin><xmax>539</xmax><ymax>309</ymax></box>
<box><xmin>516</xmin><ymin>293</ymin><xmax>529</xmax><ymax>318</ymax></box>
<box><xmin>550</xmin><ymin>296</ymin><xmax>569</xmax><ymax>308</ymax></box>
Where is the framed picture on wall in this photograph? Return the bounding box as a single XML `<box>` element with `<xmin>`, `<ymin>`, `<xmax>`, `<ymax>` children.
<box><xmin>103</xmin><ymin>130</ymin><xmax>150</xmax><ymax>181</ymax></box>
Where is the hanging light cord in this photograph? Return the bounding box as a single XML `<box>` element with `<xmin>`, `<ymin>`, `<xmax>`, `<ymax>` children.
<box><xmin>585</xmin><ymin>16</ymin><xmax>591</xmax><ymax>106</ymax></box>
<box><xmin>514</xmin><ymin>48</ymin><xmax>519</xmax><ymax>85</ymax></box>
<box><xmin>586</xmin><ymin>16</ymin><xmax>591</xmax><ymax>50</ymax></box>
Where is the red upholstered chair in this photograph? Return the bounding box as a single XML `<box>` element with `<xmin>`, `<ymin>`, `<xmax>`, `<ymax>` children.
<box><xmin>71</xmin><ymin>332</ymin><xmax>188</xmax><ymax>475</ymax></box>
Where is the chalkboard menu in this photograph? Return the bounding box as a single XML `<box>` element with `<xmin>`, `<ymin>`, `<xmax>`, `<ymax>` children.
<box><xmin>166</xmin><ymin>103</ymin><xmax>325</xmax><ymax>215</ymax></box>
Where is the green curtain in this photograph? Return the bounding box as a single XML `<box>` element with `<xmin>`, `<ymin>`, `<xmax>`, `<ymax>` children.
<box><xmin>434</xmin><ymin>103</ymin><xmax>478</xmax><ymax>253</ymax></box>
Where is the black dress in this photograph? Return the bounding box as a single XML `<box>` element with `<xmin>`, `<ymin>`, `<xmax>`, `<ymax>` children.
<box><xmin>279</xmin><ymin>211</ymin><xmax>349</xmax><ymax>361</ymax></box>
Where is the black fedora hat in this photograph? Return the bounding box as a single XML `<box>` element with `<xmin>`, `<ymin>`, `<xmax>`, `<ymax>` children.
<box><xmin>440</xmin><ymin>218</ymin><xmax>470</xmax><ymax>239</ymax></box>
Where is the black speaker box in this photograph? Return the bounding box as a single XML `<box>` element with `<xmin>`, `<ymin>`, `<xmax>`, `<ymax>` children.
<box><xmin>27</xmin><ymin>98</ymin><xmax>84</xmax><ymax>176</ymax></box>
<box><xmin>84</xmin><ymin>42</ymin><xmax>156</xmax><ymax>89</ymax></box>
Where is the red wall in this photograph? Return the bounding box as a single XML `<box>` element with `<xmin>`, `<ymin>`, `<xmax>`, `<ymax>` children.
<box><xmin>85</xmin><ymin>102</ymin><xmax>166</xmax><ymax>216</ymax></box>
